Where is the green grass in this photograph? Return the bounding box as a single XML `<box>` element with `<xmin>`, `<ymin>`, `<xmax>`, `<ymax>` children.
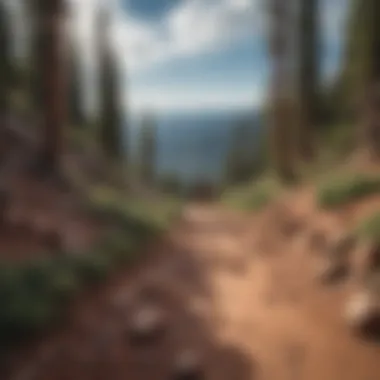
<box><xmin>221</xmin><ymin>176</ymin><xmax>280</xmax><ymax>211</ymax></box>
<box><xmin>316</xmin><ymin>173</ymin><xmax>380</xmax><ymax>209</ymax></box>
<box><xmin>354</xmin><ymin>212</ymin><xmax>380</xmax><ymax>295</ymax></box>
<box><xmin>87</xmin><ymin>185</ymin><xmax>182</xmax><ymax>234</ymax></box>
<box><xmin>354</xmin><ymin>211</ymin><xmax>380</xmax><ymax>244</ymax></box>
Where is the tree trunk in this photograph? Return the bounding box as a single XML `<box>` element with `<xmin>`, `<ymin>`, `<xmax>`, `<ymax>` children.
<box><xmin>98</xmin><ymin>8</ymin><xmax>124</xmax><ymax>161</ymax></box>
<box><xmin>32</xmin><ymin>0</ymin><xmax>68</xmax><ymax>175</ymax></box>
<box><xmin>268</xmin><ymin>0</ymin><xmax>297</xmax><ymax>182</ymax></box>
<box><xmin>297</xmin><ymin>0</ymin><xmax>318</xmax><ymax>161</ymax></box>
<box><xmin>0</xmin><ymin>2</ymin><xmax>12</xmax><ymax>124</ymax></box>
<box><xmin>68</xmin><ymin>43</ymin><xmax>84</xmax><ymax>128</ymax></box>
<box><xmin>362</xmin><ymin>1</ymin><xmax>380</xmax><ymax>159</ymax></box>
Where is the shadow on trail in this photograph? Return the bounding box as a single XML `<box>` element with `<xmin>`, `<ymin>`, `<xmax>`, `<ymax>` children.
<box><xmin>3</xmin><ymin>218</ymin><xmax>258</xmax><ymax>380</ymax></box>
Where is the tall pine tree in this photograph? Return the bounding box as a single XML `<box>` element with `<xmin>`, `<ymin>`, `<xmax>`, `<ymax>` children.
<box><xmin>339</xmin><ymin>0</ymin><xmax>380</xmax><ymax>157</ymax></box>
<box><xmin>97</xmin><ymin>8</ymin><xmax>124</xmax><ymax>161</ymax></box>
<box><xmin>30</xmin><ymin>0</ymin><xmax>68</xmax><ymax>175</ymax></box>
<box><xmin>297</xmin><ymin>0</ymin><xmax>318</xmax><ymax>161</ymax></box>
<box><xmin>68</xmin><ymin>41</ymin><xmax>84</xmax><ymax>128</ymax></box>
<box><xmin>267</xmin><ymin>0</ymin><xmax>297</xmax><ymax>182</ymax></box>
<box><xmin>0</xmin><ymin>1</ymin><xmax>12</xmax><ymax>122</ymax></box>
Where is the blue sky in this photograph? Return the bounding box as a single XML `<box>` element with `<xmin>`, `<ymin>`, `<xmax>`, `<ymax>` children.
<box><xmin>6</xmin><ymin>0</ymin><xmax>350</xmax><ymax>114</ymax></box>
<box><xmin>120</xmin><ymin>0</ymin><xmax>349</xmax><ymax>113</ymax></box>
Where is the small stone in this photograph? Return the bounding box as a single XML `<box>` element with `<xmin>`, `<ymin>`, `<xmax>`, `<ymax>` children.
<box><xmin>315</xmin><ymin>258</ymin><xmax>349</xmax><ymax>285</ymax></box>
<box><xmin>127</xmin><ymin>305</ymin><xmax>166</xmax><ymax>346</ymax></box>
<box><xmin>344</xmin><ymin>290</ymin><xmax>380</xmax><ymax>338</ymax></box>
<box><xmin>172</xmin><ymin>349</ymin><xmax>203</xmax><ymax>380</ymax></box>
<box><xmin>328</xmin><ymin>233</ymin><xmax>357</xmax><ymax>261</ymax></box>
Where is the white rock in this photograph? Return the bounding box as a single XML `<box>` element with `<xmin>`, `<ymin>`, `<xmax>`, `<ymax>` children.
<box><xmin>344</xmin><ymin>291</ymin><xmax>378</xmax><ymax>328</ymax></box>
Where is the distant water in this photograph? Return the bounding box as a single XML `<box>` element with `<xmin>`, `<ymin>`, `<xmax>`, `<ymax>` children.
<box><xmin>127</xmin><ymin>109</ymin><xmax>262</xmax><ymax>186</ymax></box>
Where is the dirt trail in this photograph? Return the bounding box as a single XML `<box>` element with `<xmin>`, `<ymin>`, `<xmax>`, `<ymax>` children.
<box><xmin>5</xmin><ymin>201</ymin><xmax>380</xmax><ymax>380</ymax></box>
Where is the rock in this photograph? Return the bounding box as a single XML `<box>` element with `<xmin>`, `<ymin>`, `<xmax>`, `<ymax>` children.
<box><xmin>315</xmin><ymin>258</ymin><xmax>349</xmax><ymax>285</ymax></box>
<box><xmin>328</xmin><ymin>233</ymin><xmax>357</xmax><ymax>262</ymax></box>
<box><xmin>344</xmin><ymin>290</ymin><xmax>380</xmax><ymax>338</ymax></box>
<box><xmin>171</xmin><ymin>349</ymin><xmax>204</xmax><ymax>380</ymax></box>
<box><xmin>127</xmin><ymin>304</ymin><xmax>167</xmax><ymax>346</ymax></box>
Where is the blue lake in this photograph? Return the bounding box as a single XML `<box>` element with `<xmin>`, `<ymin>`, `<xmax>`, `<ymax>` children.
<box><xmin>127</xmin><ymin>109</ymin><xmax>262</xmax><ymax>185</ymax></box>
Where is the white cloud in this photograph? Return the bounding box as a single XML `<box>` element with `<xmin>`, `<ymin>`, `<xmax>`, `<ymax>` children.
<box><xmin>67</xmin><ymin>0</ymin><xmax>259</xmax><ymax>112</ymax></box>
<box><xmin>124</xmin><ymin>0</ymin><xmax>257</xmax><ymax>72</ymax></box>
<box><xmin>6</xmin><ymin>0</ymin><xmax>349</xmax><ymax>112</ymax></box>
<box><xmin>129</xmin><ymin>85</ymin><xmax>262</xmax><ymax>113</ymax></box>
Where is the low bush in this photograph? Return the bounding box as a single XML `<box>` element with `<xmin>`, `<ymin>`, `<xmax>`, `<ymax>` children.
<box><xmin>221</xmin><ymin>177</ymin><xmax>280</xmax><ymax>211</ymax></box>
<box><xmin>0</xmin><ymin>188</ymin><xmax>182</xmax><ymax>348</ymax></box>
<box><xmin>355</xmin><ymin>212</ymin><xmax>380</xmax><ymax>244</ymax></box>
<box><xmin>0</xmin><ymin>231</ymin><xmax>147</xmax><ymax>346</ymax></box>
<box><xmin>316</xmin><ymin>173</ymin><xmax>380</xmax><ymax>208</ymax></box>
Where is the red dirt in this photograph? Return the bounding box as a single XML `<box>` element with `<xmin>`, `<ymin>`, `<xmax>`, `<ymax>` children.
<box><xmin>4</xmin><ymin>192</ymin><xmax>380</xmax><ymax>380</ymax></box>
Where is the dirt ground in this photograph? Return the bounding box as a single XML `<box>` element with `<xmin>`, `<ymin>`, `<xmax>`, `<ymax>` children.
<box><xmin>4</xmin><ymin>193</ymin><xmax>380</xmax><ymax>380</ymax></box>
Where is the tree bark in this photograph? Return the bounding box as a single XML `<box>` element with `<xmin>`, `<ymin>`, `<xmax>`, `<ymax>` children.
<box><xmin>32</xmin><ymin>1</ymin><xmax>68</xmax><ymax>175</ymax></box>
<box><xmin>297</xmin><ymin>0</ymin><xmax>318</xmax><ymax>161</ymax></box>
<box><xmin>268</xmin><ymin>0</ymin><xmax>297</xmax><ymax>182</ymax></box>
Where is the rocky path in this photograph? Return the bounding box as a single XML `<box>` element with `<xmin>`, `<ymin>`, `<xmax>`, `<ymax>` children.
<box><xmin>5</xmin><ymin>202</ymin><xmax>380</xmax><ymax>380</ymax></box>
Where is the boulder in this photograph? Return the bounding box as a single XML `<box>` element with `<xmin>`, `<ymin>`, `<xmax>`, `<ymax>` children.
<box><xmin>328</xmin><ymin>233</ymin><xmax>357</xmax><ymax>262</ymax></box>
<box><xmin>344</xmin><ymin>290</ymin><xmax>380</xmax><ymax>338</ymax></box>
<box><xmin>315</xmin><ymin>258</ymin><xmax>349</xmax><ymax>285</ymax></box>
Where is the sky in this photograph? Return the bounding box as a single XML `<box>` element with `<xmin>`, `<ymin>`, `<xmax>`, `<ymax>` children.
<box><xmin>6</xmin><ymin>0</ymin><xmax>350</xmax><ymax>114</ymax></box>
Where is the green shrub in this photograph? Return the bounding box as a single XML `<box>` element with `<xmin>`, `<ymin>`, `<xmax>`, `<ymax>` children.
<box><xmin>316</xmin><ymin>173</ymin><xmax>380</xmax><ymax>208</ymax></box>
<box><xmin>0</xmin><ymin>262</ymin><xmax>58</xmax><ymax>343</ymax></box>
<box><xmin>98</xmin><ymin>231</ymin><xmax>137</xmax><ymax>265</ymax></box>
<box><xmin>355</xmin><ymin>212</ymin><xmax>380</xmax><ymax>244</ymax></box>
<box><xmin>221</xmin><ymin>177</ymin><xmax>279</xmax><ymax>211</ymax></box>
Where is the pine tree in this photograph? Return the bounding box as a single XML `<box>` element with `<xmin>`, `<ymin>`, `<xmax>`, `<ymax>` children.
<box><xmin>0</xmin><ymin>1</ymin><xmax>12</xmax><ymax>122</ymax></box>
<box><xmin>30</xmin><ymin>0</ymin><xmax>68</xmax><ymax>175</ymax></box>
<box><xmin>267</xmin><ymin>0</ymin><xmax>297</xmax><ymax>182</ymax></box>
<box><xmin>68</xmin><ymin>42</ymin><xmax>84</xmax><ymax>128</ymax></box>
<box><xmin>339</xmin><ymin>0</ymin><xmax>380</xmax><ymax>158</ymax></box>
<box><xmin>297</xmin><ymin>0</ymin><xmax>318</xmax><ymax>161</ymax></box>
<box><xmin>97</xmin><ymin>8</ymin><xmax>124</xmax><ymax>161</ymax></box>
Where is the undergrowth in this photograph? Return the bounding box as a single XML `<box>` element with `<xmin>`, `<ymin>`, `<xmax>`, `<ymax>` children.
<box><xmin>221</xmin><ymin>177</ymin><xmax>280</xmax><ymax>211</ymax></box>
<box><xmin>0</xmin><ymin>188</ymin><xmax>182</xmax><ymax>348</ymax></box>
<box><xmin>355</xmin><ymin>211</ymin><xmax>380</xmax><ymax>244</ymax></box>
<box><xmin>316</xmin><ymin>173</ymin><xmax>380</xmax><ymax>208</ymax></box>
